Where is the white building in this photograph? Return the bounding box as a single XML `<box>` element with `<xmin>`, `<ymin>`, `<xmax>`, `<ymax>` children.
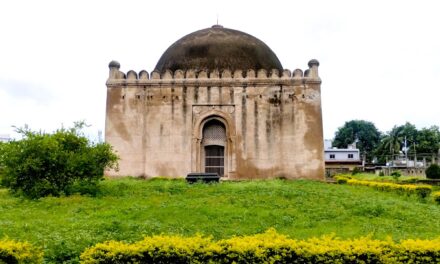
<box><xmin>325</xmin><ymin>148</ymin><xmax>361</xmax><ymax>162</ymax></box>
<box><xmin>324</xmin><ymin>139</ymin><xmax>362</xmax><ymax>176</ymax></box>
<box><xmin>0</xmin><ymin>134</ymin><xmax>11</xmax><ymax>143</ymax></box>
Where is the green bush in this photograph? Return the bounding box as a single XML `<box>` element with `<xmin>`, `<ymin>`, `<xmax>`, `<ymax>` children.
<box><xmin>0</xmin><ymin>143</ymin><xmax>4</xmax><ymax>185</ymax></box>
<box><xmin>391</xmin><ymin>171</ymin><xmax>402</xmax><ymax>178</ymax></box>
<box><xmin>426</xmin><ymin>164</ymin><xmax>440</xmax><ymax>179</ymax></box>
<box><xmin>351</xmin><ymin>167</ymin><xmax>361</xmax><ymax>175</ymax></box>
<box><xmin>433</xmin><ymin>192</ymin><xmax>440</xmax><ymax>204</ymax></box>
<box><xmin>415</xmin><ymin>185</ymin><xmax>433</xmax><ymax>198</ymax></box>
<box><xmin>334</xmin><ymin>176</ymin><xmax>348</xmax><ymax>184</ymax></box>
<box><xmin>0</xmin><ymin>122</ymin><xmax>118</xmax><ymax>199</ymax></box>
<box><xmin>379</xmin><ymin>171</ymin><xmax>385</xmax><ymax>176</ymax></box>
<box><xmin>400</xmin><ymin>177</ymin><xmax>419</xmax><ymax>184</ymax></box>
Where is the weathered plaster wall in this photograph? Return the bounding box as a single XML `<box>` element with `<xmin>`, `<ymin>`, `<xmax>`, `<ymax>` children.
<box><xmin>105</xmin><ymin>61</ymin><xmax>324</xmax><ymax>180</ymax></box>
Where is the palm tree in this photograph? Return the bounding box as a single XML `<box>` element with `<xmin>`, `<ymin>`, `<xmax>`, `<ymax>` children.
<box><xmin>375</xmin><ymin>123</ymin><xmax>418</xmax><ymax>163</ymax></box>
<box><xmin>384</xmin><ymin>126</ymin><xmax>404</xmax><ymax>157</ymax></box>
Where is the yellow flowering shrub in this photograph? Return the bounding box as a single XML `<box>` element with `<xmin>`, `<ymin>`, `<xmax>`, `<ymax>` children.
<box><xmin>336</xmin><ymin>176</ymin><xmax>432</xmax><ymax>198</ymax></box>
<box><xmin>391</xmin><ymin>237</ymin><xmax>440</xmax><ymax>263</ymax></box>
<box><xmin>293</xmin><ymin>235</ymin><xmax>393</xmax><ymax>263</ymax></box>
<box><xmin>215</xmin><ymin>229</ymin><xmax>297</xmax><ymax>263</ymax></box>
<box><xmin>80</xmin><ymin>234</ymin><xmax>214</xmax><ymax>264</ymax></box>
<box><xmin>433</xmin><ymin>191</ymin><xmax>440</xmax><ymax>204</ymax></box>
<box><xmin>334</xmin><ymin>176</ymin><xmax>349</xmax><ymax>184</ymax></box>
<box><xmin>0</xmin><ymin>239</ymin><xmax>42</xmax><ymax>264</ymax></box>
<box><xmin>80</xmin><ymin>230</ymin><xmax>440</xmax><ymax>263</ymax></box>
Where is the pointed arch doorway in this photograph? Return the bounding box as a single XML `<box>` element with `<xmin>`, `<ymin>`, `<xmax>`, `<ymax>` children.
<box><xmin>202</xmin><ymin>119</ymin><xmax>226</xmax><ymax>176</ymax></box>
<box><xmin>191</xmin><ymin>110</ymin><xmax>236</xmax><ymax>178</ymax></box>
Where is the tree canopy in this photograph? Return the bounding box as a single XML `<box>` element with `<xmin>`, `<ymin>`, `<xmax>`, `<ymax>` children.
<box><xmin>333</xmin><ymin>121</ymin><xmax>440</xmax><ymax>164</ymax></box>
<box><xmin>374</xmin><ymin>123</ymin><xmax>440</xmax><ymax>163</ymax></box>
<box><xmin>416</xmin><ymin>126</ymin><xmax>440</xmax><ymax>155</ymax></box>
<box><xmin>0</xmin><ymin>122</ymin><xmax>119</xmax><ymax>199</ymax></box>
<box><xmin>332</xmin><ymin>120</ymin><xmax>381</xmax><ymax>161</ymax></box>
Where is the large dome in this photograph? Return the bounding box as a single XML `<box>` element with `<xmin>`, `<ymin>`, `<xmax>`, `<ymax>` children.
<box><xmin>154</xmin><ymin>25</ymin><xmax>283</xmax><ymax>73</ymax></box>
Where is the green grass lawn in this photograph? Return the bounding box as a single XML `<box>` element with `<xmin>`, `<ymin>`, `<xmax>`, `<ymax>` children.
<box><xmin>1</xmin><ymin>178</ymin><xmax>440</xmax><ymax>263</ymax></box>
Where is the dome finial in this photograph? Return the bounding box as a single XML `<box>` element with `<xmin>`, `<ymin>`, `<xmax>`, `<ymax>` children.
<box><xmin>212</xmin><ymin>13</ymin><xmax>223</xmax><ymax>28</ymax></box>
<box><xmin>109</xmin><ymin>60</ymin><xmax>120</xmax><ymax>69</ymax></box>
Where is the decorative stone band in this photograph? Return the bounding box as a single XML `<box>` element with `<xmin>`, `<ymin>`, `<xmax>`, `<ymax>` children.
<box><xmin>107</xmin><ymin>60</ymin><xmax>321</xmax><ymax>85</ymax></box>
<box><xmin>106</xmin><ymin>77</ymin><xmax>321</xmax><ymax>88</ymax></box>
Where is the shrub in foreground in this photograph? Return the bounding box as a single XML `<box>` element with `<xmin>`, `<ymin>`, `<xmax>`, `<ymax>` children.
<box><xmin>426</xmin><ymin>164</ymin><xmax>440</xmax><ymax>179</ymax></box>
<box><xmin>433</xmin><ymin>191</ymin><xmax>440</xmax><ymax>204</ymax></box>
<box><xmin>391</xmin><ymin>170</ymin><xmax>402</xmax><ymax>180</ymax></box>
<box><xmin>0</xmin><ymin>239</ymin><xmax>42</xmax><ymax>264</ymax></box>
<box><xmin>0</xmin><ymin>122</ymin><xmax>118</xmax><ymax>198</ymax></box>
<box><xmin>335</xmin><ymin>175</ymin><xmax>348</xmax><ymax>184</ymax></box>
<box><xmin>81</xmin><ymin>230</ymin><xmax>440</xmax><ymax>263</ymax></box>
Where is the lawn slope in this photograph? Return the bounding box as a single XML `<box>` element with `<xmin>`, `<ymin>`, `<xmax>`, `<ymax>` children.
<box><xmin>1</xmin><ymin>178</ymin><xmax>440</xmax><ymax>263</ymax></box>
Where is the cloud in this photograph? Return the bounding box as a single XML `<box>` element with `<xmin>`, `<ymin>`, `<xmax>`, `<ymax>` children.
<box><xmin>0</xmin><ymin>79</ymin><xmax>54</xmax><ymax>103</ymax></box>
<box><xmin>1</xmin><ymin>0</ymin><xmax>439</xmax><ymax>140</ymax></box>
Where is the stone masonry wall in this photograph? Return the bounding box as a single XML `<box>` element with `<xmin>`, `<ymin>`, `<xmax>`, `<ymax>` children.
<box><xmin>105</xmin><ymin>61</ymin><xmax>324</xmax><ymax>180</ymax></box>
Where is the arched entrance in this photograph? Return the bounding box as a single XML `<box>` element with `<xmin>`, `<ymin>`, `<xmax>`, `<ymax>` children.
<box><xmin>202</xmin><ymin>119</ymin><xmax>226</xmax><ymax>176</ymax></box>
<box><xmin>191</xmin><ymin>109</ymin><xmax>236</xmax><ymax>178</ymax></box>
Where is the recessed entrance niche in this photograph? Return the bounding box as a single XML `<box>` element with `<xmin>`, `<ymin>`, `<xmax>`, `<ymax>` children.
<box><xmin>202</xmin><ymin>119</ymin><xmax>226</xmax><ymax>176</ymax></box>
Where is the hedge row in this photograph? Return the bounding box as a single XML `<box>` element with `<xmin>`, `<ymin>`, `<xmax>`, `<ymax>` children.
<box><xmin>335</xmin><ymin>176</ymin><xmax>432</xmax><ymax>198</ymax></box>
<box><xmin>80</xmin><ymin>229</ymin><xmax>440</xmax><ymax>263</ymax></box>
<box><xmin>0</xmin><ymin>239</ymin><xmax>42</xmax><ymax>264</ymax></box>
<box><xmin>433</xmin><ymin>191</ymin><xmax>440</xmax><ymax>204</ymax></box>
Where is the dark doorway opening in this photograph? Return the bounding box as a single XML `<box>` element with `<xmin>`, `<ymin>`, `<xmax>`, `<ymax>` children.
<box><xmin>204</xmin><ymin>145</ymin><xmax>224</xmax><ymax>176</ymax></box>
<box><xmin>202</xmin><ymin>119</ymin><xmax>226</xmax><ymax>176</ymax></box>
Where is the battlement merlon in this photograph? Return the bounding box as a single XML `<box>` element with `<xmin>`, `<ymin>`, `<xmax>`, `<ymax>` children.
<box><xmin>107</xmin><ymin>59</ymin><xmax>321</xmax><ymax>86</ymax></box>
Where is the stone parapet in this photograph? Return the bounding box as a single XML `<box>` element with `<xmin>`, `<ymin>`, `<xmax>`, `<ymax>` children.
<box><xmin>107</xmin><ymin>60</ymin><xmax>321</xmax><ymax>86</ymax></box>
<box><xmin>107</xmin><ymin>78</ymin><xmax>321</xmax><ymax>88</ymax></box>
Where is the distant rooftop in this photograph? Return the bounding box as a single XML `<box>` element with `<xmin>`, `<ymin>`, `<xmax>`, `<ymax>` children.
<box><xmin>324</xmin><ymin>148</ymin><xmax>360</xmax><ymax>152</ymax></box>
<box><xmin>0</xmin><ymin>134</ymin><xmax>11</xmax><ymax>142</ymax></box>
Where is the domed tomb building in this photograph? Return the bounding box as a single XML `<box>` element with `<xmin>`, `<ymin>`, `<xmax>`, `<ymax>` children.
<box><xmin>105</xmin><ymin>25</ymin><xmax>324</xmax><ymax>179</ymax></box>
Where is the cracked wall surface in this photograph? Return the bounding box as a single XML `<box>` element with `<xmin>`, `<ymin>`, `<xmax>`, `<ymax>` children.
<box><xmin>105</xmin><ymin>62</ymin><xmax>324</xmax><ymax>180</ymax></box>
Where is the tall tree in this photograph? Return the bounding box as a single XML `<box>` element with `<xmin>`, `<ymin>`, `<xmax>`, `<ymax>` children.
<box><xmin>377</xmin><ymin>127</ymin><xmax>401</xmax><ymax>156</ymax></box>
<box><xmin>400</xmin><ymin>122</ymin><xmax>418</xmax><ymax>154</ymax></box>
<box><xmin>416</xmin><ymin>126</ymin><xmax>440</xmax><ymax>155</ymax></box>
<box><xmin>333</xmin><ymin>120</ymin><xmax>381</xmax><ymax>161</ymax></box>
<box><xmin>374</xmin><ymin>122</ymin><xmax>419</xmax><ymax>163</ymax></box>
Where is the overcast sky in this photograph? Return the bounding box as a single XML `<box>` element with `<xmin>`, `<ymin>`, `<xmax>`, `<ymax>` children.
<box><xmin>1</xmin><ymin>0</ymin><xmax>439</xmax><ymax>140</ymax></box>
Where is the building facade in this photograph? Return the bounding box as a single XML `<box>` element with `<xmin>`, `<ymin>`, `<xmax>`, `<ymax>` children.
<box><xmin>105</xmin><ymin>25</ymin><xmax>324</xmax><ymax>180</ymax></box>
<box><xmin>0</xmin><ymin>134</ymin><xmax>11</xmax><ymax>143</ymax></box>
<box><xmin>324</xmin><ymin>140</ymin><xmax>362</xmax><ymax>176</ymax></box>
